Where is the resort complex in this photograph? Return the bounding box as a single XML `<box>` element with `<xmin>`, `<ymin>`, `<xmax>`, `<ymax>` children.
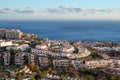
<box><xmin>0</xmin><ymin>28</ymin><xmax>120</xmax><ymax>80</ymax></box>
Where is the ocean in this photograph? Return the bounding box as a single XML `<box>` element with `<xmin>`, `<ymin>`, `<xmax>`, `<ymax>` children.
<box><xmin>0</xmin><ymin>20</ymin><xmax>120</xmax><ymax>42</ymax></box>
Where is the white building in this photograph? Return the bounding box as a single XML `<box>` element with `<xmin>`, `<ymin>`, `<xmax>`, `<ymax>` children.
<box><xmin>68</xmin><ymin>48</ymin><xmax>91</xmax><ymax>59</ymax></box>
<box><xmin>62</xmin><ymin>46</ymin><xmax>74</xmax><ymax>53</ymax></box>
<box><xmin>85</xmin><ymin>59</ymin><xmax>113</xmax><ymax>68</ymax></box>
<box><xmin>53</xmin><ymin>59</ymin><xmax>70</xmax><ymax>68</ymax></box>
<box><xmin>31</xmin><ymin>48</ymin><xmax>69</xmax><ymax>57</ymax></box>
<box><xmin>0</xmin><ymin>40</ymin><xmax>13</xmax><ymax>47</ymax></box>
<box><xmin>71</xmin><ymin>60</ymin><xmax>85</xmax><ymax>70</ymax></box>
<box><xmin>31</xmin><ymin>48</ymin><xmax>47</xmax><ymax>56</ymax></box>
<box><xmin>35</xmin><ymin>44</ymin><xmax>48</xmax><ymax>50</ymax></box>
<box><xmin>49</xmin><ymin>40</ymin><xmax>70</xmax><ymax>46</ymax></box>
<box><xmin>6</xmin><ymin>44</ymin><xmax>29</xmax><ymax>51</ymax></box>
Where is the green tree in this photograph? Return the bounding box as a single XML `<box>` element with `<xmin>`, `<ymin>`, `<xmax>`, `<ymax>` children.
<box><xmin>14</xmin><ymin>68</ymin><xmax>18</xmax><ymax>73</ymax></box>
<box><xmin>21</xmin><ymin>70</ymin><xmax>25</xmax><ymax>76</ymax></box>
<box><xmin>10</xmin><ymin>48</ymin><xmax>16</xmax><ymax>66</ymax></box>
<box><xmin>34</xmin><ymin>71</ymin><xmax>41</xmax><ymax>80</ymax></box>
<box><xmin>47</xmin><ymin>67</ymin><xmax>53</xmax><ymax>74</ymax></box>
<box><xmin>0</xmin><ymin>48</ymin><xmax>3</xmax><ymax>52</ymax></box>
<box><xmin>29</xmin><ymin>62</ymin><xmax>35</xmax><ymax>71</ymax></box>
<box><xmin>82</xmin><ymin>75</ymin><xmax>94</xmax><ymax>80</ymax></box>
<box><xmin>29</xmin><ymin>62</ymin><xmax>40</xmax><ymax>73</ymax></box>
<box><xmin>10</xmin><ymin>48</ymin><xmax>16</xmax><ymax>55</ymax></box>
<box><xmin>97</xmin><ymin>75</ymin><xmax>107</xmax><ymax>80</ymax></box>
<box><xmin>117</xmin><ymin>75</ymin><xmax>120</xmax><ymax>80</ymax></box>
<box><xmin>15</xmin><ymin>73</ymin><xmax>21</xmax><ymax>80</ymax></box>
<box><xmin>111</xmin><ymin>75</ymin><xmax>117</xmax><ymax>80</ymax></box>
<box><xmin>41</xmin><ymin>70</ymin><xmax>48</xmax><ymax>75</ymax></box>
<box><xmin>34</xmin><ymin>65</ymin><xmax>40</xmax><ymax>73</ymax></box>
<box><xmin>91</xmin><ymin>52</ymin><xmax>99</xmax><ymax>59</ymax></box>
<box><xmin>31</xmin><ymin>75</ymin><xmax>35</xmax><ymax>80</ymax></box>
<box><xmin>60</xmin><ymin>73</ymin><xmax>68</xmax><ymax>79</ymax></box>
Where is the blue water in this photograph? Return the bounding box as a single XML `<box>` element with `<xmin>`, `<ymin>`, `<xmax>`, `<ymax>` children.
<box><xmin>0</xmin><ymin>20</ymin><xmax>120</xmax><ymax>41</ymax></box>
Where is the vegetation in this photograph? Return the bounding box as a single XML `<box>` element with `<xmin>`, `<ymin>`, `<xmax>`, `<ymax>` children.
<box><xmin>21</xmin><ymin>70</ymin><xmax>25</xmax><ymax>76</ymax></box>
<box><xmin>34</xmin><ymin>71</ymin><xmax>42</xmax><ymax>80</ymax></box>
<box><xmin>31</xmin><ymin>75</ymin><xmax>35</xmax><ymax>80</ymax></box>
<box><xmin>0</xmin><ymin>47</ymin><xmax>6</xmax><ymax>52</ymax></box>
<box><xmin>90</xmin><ymin>52</ymin><xmax>100</xmax><ymax>59</ymax></box>
<box><xmin>10</xmin><ymin>48</ymin><xmax>17</xmax><ymax>66</ymax></box>
<box><xmin>81</xmin><ymin>75</ymin><xmax>94</xmax><ymax>80</ymax></box>
<box><xmin>29</xmin><ymin>62</ymin><xmax>40</xmax><ymax>73</ymax></box>
<box><xmin>24</xmin><ymin>48</ymin><xmax>31</xmax><ymax>53</ymax></box>
<box><xmin>60</xmin><ymin>73</ymin><xmax>69</xmax><ymax>79</ymax></box>
<box><xmin>15</xmin><ymin>73</ymin><xmax>21</xmax><ymax>80</ymax></box>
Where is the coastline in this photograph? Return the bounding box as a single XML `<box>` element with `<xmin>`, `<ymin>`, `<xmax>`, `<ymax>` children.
<box><xmin>0</xmin><ymin>27</ymin><xmax>120</xmax><ymax>42</ymax></box>
<box><xmin>1</xmin><ymin>20</ymin><xmax>120</xmax><ymax>42</ymax></box>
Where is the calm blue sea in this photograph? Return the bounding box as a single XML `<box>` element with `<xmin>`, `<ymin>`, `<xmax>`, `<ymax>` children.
<box><xmin>0</xmin><ymin>20</ymin><xmax>120</xmax><ymax>42</ymax></box>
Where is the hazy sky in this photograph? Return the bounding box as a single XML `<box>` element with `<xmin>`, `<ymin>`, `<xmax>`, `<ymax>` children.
<box><xmin>0</xmin><ymin>0</ymin><xmax>120</xmax><ymax>20</ymax></box>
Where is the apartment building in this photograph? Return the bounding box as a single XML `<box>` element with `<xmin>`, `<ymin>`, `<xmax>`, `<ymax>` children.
<box><xmin>62</xmin><ymin>45</ymin><xmax>75</xmax><ymax>53</ymax></box>
<box><xmin>85</xmin><ymin>60</ymin><xmax>113</xmax><ymax>68</ymax></box>
<box><xmin>0</xmin><ymin>28</ymin><xmax>6</xmax><ymax>38</ymax></box>
<box><xmin>28</xmin><ymin>53</ymin><xmax>35</xmax><ymax>63</ymax></box>
<box><xmin>6</xmin><ymin>29</ymin><xmax>23</xmax><ymax>39</ymax></box>
<box><xmin>71</xmin><ymin>60</ymin><xmax>85</xmax><ymax>70</ymax></box>
<box><xmin>38</xmin><ymin>56</ymin><xmax>49</xmax><ymax>67</ymax></box>
<box><xmin>31</xmin><ymin>48</ymin><xmax>69</xmax><ymax>58</ymax></box>
<box><xmin>53</xmin><ymin>59</ymin><xmax>69</xmax><ymax>69</ymax></box>
<box><xmin>15</xmin><ymin>53</ymin><xmax>24</xmax><ymax>65</ymax></box>
<box><xmin>31</xmin><ymin>48</ymin><xmax>48</xmax><ymax>56</ymax></box>
<box><xmin>2</xmin><ymin>52</ymin><xmax>10</xmax><ymax>66</ymax></box>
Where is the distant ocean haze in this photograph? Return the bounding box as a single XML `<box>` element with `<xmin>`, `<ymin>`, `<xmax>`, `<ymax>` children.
<box><xmin>0</xmin><ymin>20</ymin><xmax>120</xmax><ymax>42</ymax></box>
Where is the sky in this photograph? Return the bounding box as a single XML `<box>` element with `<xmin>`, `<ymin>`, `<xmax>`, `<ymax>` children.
<box><xmin>0</xmin><ymin>0</ymin><xmax>120</xmax><ymax>20</ymax></box>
